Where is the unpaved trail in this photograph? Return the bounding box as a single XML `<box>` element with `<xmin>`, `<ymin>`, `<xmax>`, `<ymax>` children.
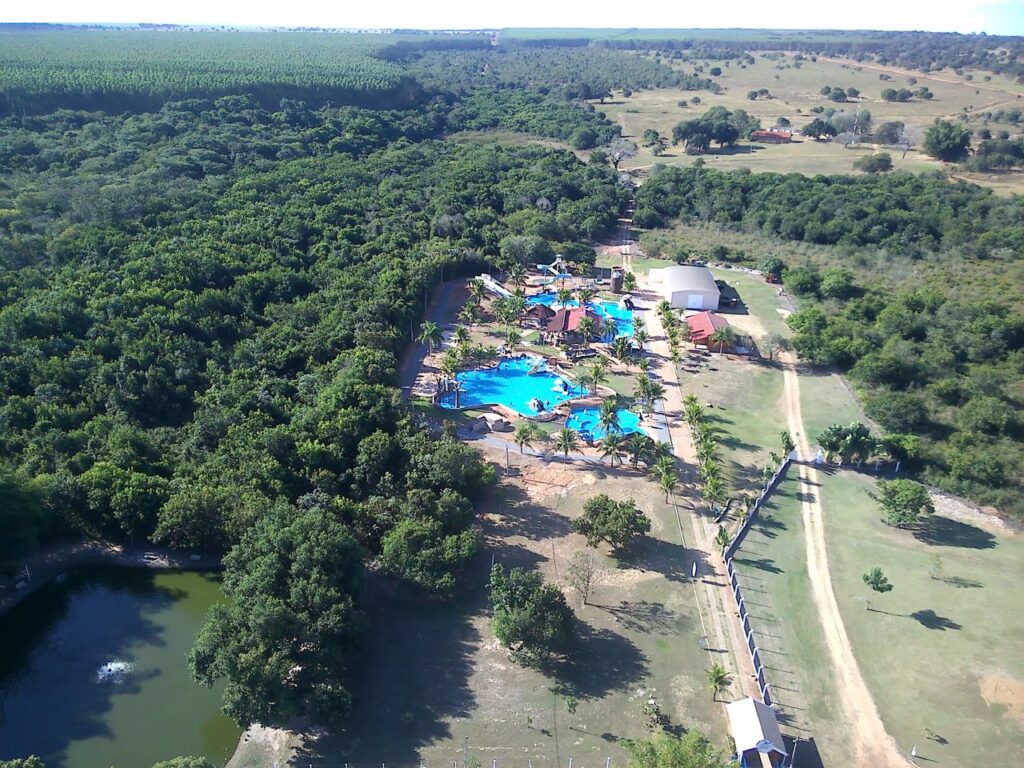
<box><xmin>780</xmin><ymin>353</ymin><xmax>909</xmax><ymax>768</ymax></box>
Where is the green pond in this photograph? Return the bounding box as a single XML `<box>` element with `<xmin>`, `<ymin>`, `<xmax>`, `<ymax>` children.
<box><xmin>0</xmin><ymin>566</ymin><xmax>240</xmax><ymax>768</ymax></box>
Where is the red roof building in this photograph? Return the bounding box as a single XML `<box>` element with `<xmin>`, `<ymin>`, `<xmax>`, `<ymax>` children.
<box><xmin>686</xmin><ymin>311</ymin><xmax>729</xmax><ymax>346</ymax></box>
<box><xmin>546</xmin><ymin>307</ymin><xmax>603</xmax><ymax>335</ymax></box>
<box><xmin>750</xmin><ymin>129</ymin><xmax>793</xmax><ymax>144</ymax></box>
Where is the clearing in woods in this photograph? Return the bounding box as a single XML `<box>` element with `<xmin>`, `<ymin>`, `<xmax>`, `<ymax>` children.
<box><xmin>600</xmin><ymin>53</ymin><xmax>1024</xmax><ymax>193</ymax></box>
<box><xmin>303</xmin><ymin>449</ymin><xmax>730</xmax><ymax>767</ymax></box>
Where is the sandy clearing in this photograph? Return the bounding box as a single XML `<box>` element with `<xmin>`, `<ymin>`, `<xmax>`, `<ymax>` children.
<box><xmin>979</xmin><ymin>674</ymin><xmax>1024</xmax><ymax>723</ymax></box>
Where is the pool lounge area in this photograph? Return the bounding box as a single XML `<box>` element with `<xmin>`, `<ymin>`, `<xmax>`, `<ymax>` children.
<box><xmin>437</xmin><ymin>355</ymin><xmax>586</xmax><ymax>417</ymax></box>
<box><xmin>564</xmin><ymin>405</ymin><xmax>647</xmax><ymax>442</ymax></box>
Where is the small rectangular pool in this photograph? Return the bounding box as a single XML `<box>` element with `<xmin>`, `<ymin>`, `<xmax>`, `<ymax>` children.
<box><xmin>565</xmin><ymin>406</ymin><xmax>647</xmax><ymax>441</ymax></box>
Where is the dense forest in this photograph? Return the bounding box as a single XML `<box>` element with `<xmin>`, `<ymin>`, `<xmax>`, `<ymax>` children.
<box><xmin>0</xmin><ymin>29</ymin><xmax>629</xmax><ymax>723</ymax></box>
<box><xmin>635</xmin><ymin>165</ymin><xmax>1024</xmax><ymax>514</ymax></box>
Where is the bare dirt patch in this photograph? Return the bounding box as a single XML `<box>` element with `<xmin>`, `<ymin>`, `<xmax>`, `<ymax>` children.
<box><xmin>980</xmin><ymin>675</ymin><xmax>1024</xmax><ymax>723</ymax></box>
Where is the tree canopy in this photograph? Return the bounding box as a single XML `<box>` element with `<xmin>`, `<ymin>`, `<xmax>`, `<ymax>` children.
<box><xmin>489</xmin><ymin>564</ymin><xmax>574</xmax><ymax>666</ymax></box>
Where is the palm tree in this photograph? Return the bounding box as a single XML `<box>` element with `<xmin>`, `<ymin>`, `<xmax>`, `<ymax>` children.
<box><xmin>577</xmin><ymin>316</ymin><xmax>596</xmax><ymax>345</ymax></box>
<box><xmin>715</xmin><ymin>525</ymin><xmax>731</xmax><ymax>551</ymax></box>
<box><xmin>513</xmin><ymin>421</ymin><xmax>540</xmax><ymax>454</ymax></box>
<box><xmin>707</xmin><ymin>663</ymin><xmax>732</xmax><ymax>702</ymax></box>
<box><xmin>575</xmin><ymin>371</ymin><xmax>594</xmax><ymax>397</ymax></box>
<box><xmin>440</xmin><ymin>348</ymin><xmax>462</xmax><ymax>379</ymax></box>
<box><xmin>577</xmin><ymin>287</ymin><xmax>596</xmax><ymax>306</ymax></box>
<box><xmin>505</xmin><ymin>327</ymin><xmax>522</xmax><ymax>350</ymax></box>
<box><xmin>418</xmin><ymin>320</ymin><xmax>443</xmax><ymax>352</ymax></box>
<box><xmin>637</xmin><ymin>356</ymin><xmax>652</xmax><ymax>376</ymax></box>
<box><xmin>643</xmin><ymin>380</ymin><xmax>665</xmax><ymax>411</ymax></box>
<box><xmin>589</xmin><ymin>360</ymin><xmax>608</xmax><ymax>390</ymax></box>
<box><xmin>696</xmin><ymin>439</ymin><xmax>718</xmax><ymax>466</ymax></box>
<box><xmin>653</xmin><ymin>455</ymin><xmax>675</xmax><ymax>479</ymax></box>
<box><xmin>627</xmin><ymin>433</ymin><xmax>650</xmax><ymax>468</ymax></box>
<box><xmin>556</xmin><ymin>287</ymin><xmax>574</xmax><ymax>307</ymax></box>
<box><xmin>507</xmin><ymin>294</ymin><xmax>528</xmax><ymax>320</ymax></box>
<box><xmin>683</xmin><ymin>395</ymin><xmax>703</xmax><ymax>425</ymax></box>
<box><xmin>506</xmin><ymin>262</ymin><xmax>527</xmax><ymax>289</ymax></box>
<box><xmin>603</xmin><ymin>317</ymin><xmax>620</xmax><ymax>341</ymax></box>
<box><xmin>633</xmin><ymin>328</ymin><xmax>649</xmax><ymax>351</ymax></box>
<box><xmin>598</xmin><ymin>398</ymin><xmax>621</xmax><ymax>437</ymax></box>
<box><xmin>709</xmin><ymin>326</ymin><xmax>736</xmax><ymax>354</ymax></box>
<box><xmin>702</xmin><ymin>475</ymin><xmax>726</xmax><ymax>510</ymax></box>
<box><xmin>611</xmin><ymin>336</ymin><xmax>631</xmax><ymax>362</ymax></box>
<box><xmin>633</xmin><ymin>314</ymin><xmax>646</xmax><ymax>333</ymax></box>
<box><xmin>553</xmin><ymin>428</ymin><xmax>580</xmax><ymax>461</ymax></box>
<box><xmin>458</xmin><ymin>303</ymin><xmax>480</xmax><ymax>325</ymax></box>
<box><xmin>658</xmin><ymin>471</ymin><xmax>679</xmax><ymax>502</ymax></box>
<box><xmin>468</xmin><ymin>279</ymin><xmax>488</xmax><ymax>305</ymax></box>
<box><xmin>599</xmin><ymin>432</ymin><xmax>626</xmax><ymax>466</ymax></box>
<box><xmin>453</xmin><ymin>325</ymin><xmax>471</xmax><ymax>347</ymax></box>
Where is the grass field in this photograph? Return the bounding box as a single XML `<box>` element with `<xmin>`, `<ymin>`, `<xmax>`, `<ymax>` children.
<box><xmin>731</xmin><ymin>474</ymin><xmax>852</xmax><ymax>768</ymax></box>
<box><xmin>816</xmin><ymin>469</ymin><xmax>1024</xmax><ymax>765</ymax></box>
<box><xmin>596</xmin><ymin>52</ymin><xmax>1024</xmax><ymax>192</ymax></box>
<box><xmin>307</xmin><ymin>451</ymin><xmax>729</xmax><ymax>766</ymax></box>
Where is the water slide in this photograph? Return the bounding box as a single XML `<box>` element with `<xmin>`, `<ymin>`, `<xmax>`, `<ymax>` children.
<box><xmin>474</xmin><ymin>274</ymin><xmax>512</xmax><ymax>299</ymax></box>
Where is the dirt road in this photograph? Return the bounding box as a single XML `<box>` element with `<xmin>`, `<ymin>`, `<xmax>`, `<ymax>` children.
<box><xmin>780</xmin><ymin>353</ymin><xmax>909</xmax><ymax>768</ymax></box>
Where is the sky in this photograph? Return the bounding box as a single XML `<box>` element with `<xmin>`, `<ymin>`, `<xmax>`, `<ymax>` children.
<box><xmin>4</xmin><ymin>0</ymin><xmax>1024</xmax><ymax>34</ymax></box>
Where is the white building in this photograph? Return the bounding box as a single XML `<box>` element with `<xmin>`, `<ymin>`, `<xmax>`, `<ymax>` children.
<box><xmin>648</xmin><ymin>265</ymin><xmax>721</xmax><ymax>310</ymax></box>
<box><xmin>725</xmin><ymin>698</ymin><xmax>788</xmax><ymax>768</ymax></box>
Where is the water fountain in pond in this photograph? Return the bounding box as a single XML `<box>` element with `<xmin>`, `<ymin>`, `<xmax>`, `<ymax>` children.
<box><xmin>96</xmin><ymin>660</ymin><xmax>134</xmax><ymax>684</ymax></box>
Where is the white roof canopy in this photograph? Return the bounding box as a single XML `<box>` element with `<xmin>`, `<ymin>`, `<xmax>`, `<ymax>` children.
<box><xmin>726</xmin><ymin>698</ymin><xmax>786</xmax><ymax>756</ymax></box>
<box><xmin>652</xmin><ymin>265</ymin><xmax>720</xmax><ymax>294</ymax></box>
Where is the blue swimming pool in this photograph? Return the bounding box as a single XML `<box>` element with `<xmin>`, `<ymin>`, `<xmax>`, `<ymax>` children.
<box><xmin>565</xmin><ymin>406</ymin><xmax>647</xmax><ymax>441</ymax></box>
<box><xmin>439</xmin><ymin>356</ymin><xmax>586</xmax><ymax>417</ymax></box>
<box><xmin>527</xmin><ymin>293</ymin><xmax>634</xmax><ymax>338</ymax></box>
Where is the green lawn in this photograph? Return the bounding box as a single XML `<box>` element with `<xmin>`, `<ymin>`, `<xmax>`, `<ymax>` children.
<box><xmin>818</xmin><ymin>469</ymin><xmax>1024</xmax><ymax>764</ymax></box>
<box><xmin>731</xmin><ymin>474</ymin><xmax>853</xmax><ymax>767</ymax></box>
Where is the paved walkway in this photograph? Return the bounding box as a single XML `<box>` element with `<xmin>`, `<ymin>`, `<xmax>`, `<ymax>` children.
<box><xmin>399</xmin><ymin>280</ymin><xmax>458</xmax><ymax>399</ymax></box>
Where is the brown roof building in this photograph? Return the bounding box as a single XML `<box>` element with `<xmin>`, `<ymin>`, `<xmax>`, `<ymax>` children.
<box><xmin>546</xmin><ymin>307</ymin><xmax>603</xmax><ymax>335</ymax></box>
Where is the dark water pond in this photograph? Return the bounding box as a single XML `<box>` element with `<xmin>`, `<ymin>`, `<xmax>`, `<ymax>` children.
<box><xmin>0</xmin><ymin>566</ymin><xmax>240</xmax><ymax>768</ymax></box>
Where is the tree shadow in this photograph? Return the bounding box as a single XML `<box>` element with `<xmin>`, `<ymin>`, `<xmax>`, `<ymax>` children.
<box><xmin>913</xmin><ymin>516</ymin><xmax>996</xmax><ymax>550</ymax></box>
<box><xmin>488</xmin><ymin>483</ymin><xmax>574</xmax><ymax>542</ymax></box>
<box><xmin>549</xmin><ymin>622</ymin><xmax>648</xmax><ymax>701</ymax></box>
<box><xmin>910</xmin><ymin>609</ymin><xmax>962</xmax><ymax>631</ymax></box>
<box><xmin>625</xmin><ymin>535</ymin><xmax>696</xmax><ymax>583</ymax></box>
<box><xmin>732</xmin><ymin>554</ymin><xmax>783</xmax><ymax>574</ymax></box>
<box><xmin>312</xmin><ymin>569</ymin><xmax>489</xmax><ymax>763</ymax></box>
<box><xmin>592</xmin><ymin>599</ymin><xmax>687</xmax><ymax>636</ymax></box>
<box><xmin>940</xmin><ymin>575</ymin><xmax>984</xmax><ymax>589</ymax></box>
<box><xmin>752</xmin><ymin>514</ymin><xmax>788</xmax><ymax>540</ymax></box>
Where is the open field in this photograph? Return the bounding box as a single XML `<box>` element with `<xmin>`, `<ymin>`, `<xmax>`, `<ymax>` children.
<box><xmin>307</xmin><ymin>448</ymin><xmax>729</xmax><ymax>766</ymax></box>
<box><xmin>597</xmin><ymin>52</ymin><xmax>1024</xmax><ymax>192</ymax></box>
<box><xmin>814</xmin><ymin>468</ymin><xmax>1024</xmax><ymax>765</ymax></box>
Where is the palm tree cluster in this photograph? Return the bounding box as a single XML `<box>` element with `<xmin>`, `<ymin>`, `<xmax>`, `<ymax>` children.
<box><xmin>817</xmin><ymin>422</ymin><xmax>880</xmax><ymax>466</ymax></box>
<box><xmin>656</xmin><ymin>300</ymin><xmax>688</xmax><ymax>367</ymax></box>
<box><xmin>683</xmin><ymin>394</ymin><xmax>726</xmax><ymax>512</ymax></box>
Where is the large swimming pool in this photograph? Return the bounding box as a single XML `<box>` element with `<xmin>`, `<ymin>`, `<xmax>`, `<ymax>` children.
<box><xmin>565</xmin><ymin>406</ymin><xmax>647</xmax><ymax>441</ymax></box>
<box><xmin>527</xmin><ymin>293</ymin><xmax>635</xmax><ymax>338</ymax></box>
<box><xmin>439</xmin><ymin>356</ymin><xmax>585</xmax><ymax>417</ymax></box>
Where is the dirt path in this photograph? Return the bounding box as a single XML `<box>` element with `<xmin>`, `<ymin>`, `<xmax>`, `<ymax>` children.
<box><xmin>779</xmin><ymin>354</ymin><xmax>909</xmax><ymax>768</ymax></box>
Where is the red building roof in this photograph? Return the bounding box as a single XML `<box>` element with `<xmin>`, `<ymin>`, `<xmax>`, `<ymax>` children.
<box><xmin>686</xmin><ymin>311</ymin><xmax>729</xmax><ymax>343</ymax></box>
<box><xmin>546</xmin><ymin>307</ymin><xmax>603</xmax><ymax>334</ymax></box>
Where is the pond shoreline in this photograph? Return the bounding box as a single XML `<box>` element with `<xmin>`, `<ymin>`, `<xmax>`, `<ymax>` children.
<box><xmin>0</xmin><ymin>540</ymin><xmax>222</xmax><ymax>619</ymax></box>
